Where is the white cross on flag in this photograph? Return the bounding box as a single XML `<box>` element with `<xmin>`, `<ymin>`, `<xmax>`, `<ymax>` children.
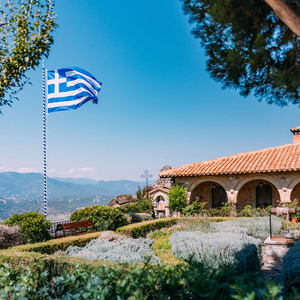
<box><xmin>47</xmin><ymin>67</ymin><xmax>102</xmax><ymax>113</ymax></box>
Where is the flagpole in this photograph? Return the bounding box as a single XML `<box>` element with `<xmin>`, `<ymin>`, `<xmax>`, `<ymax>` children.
<box><xmin>42</xmin><ymin>61</ymin><xmax>47</xmax><ymax>217</ymax></box>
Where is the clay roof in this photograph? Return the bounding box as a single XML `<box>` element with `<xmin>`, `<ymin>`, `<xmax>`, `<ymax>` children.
<box><xmin>159</xmin><ymin>143</ymin><xmax>300</xmax><ymax>178</ymax></box>
<box><xmin>291</xmin><ymin>126</ymin><xmax>300</xmax><ymax>133</ymax></box>
<box><xmin>148</xmin><ymin>186</ymin><xmax>170</xmax><ymax>195</ymax></box>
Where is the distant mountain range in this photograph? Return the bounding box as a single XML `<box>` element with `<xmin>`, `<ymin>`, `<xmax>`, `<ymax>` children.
<box><xmin>0</xmin><ymin>172</ymin><xmax>155</xmax><ymax>221</ymax></box>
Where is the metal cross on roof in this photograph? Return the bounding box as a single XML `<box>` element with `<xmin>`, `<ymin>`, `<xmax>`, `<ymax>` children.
<box><xmin>140</xmin><ymin>170</ymin><xmax>152</xmax><ymax>187</ymax></box>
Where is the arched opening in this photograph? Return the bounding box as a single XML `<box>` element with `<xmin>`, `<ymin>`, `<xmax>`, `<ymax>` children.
<box><xmin>236</xmin><ymin>179</ymin><xmax>279</xmax><ymax>208</ymax></box>
<box><xmin>256</xmin><ymin>183</ymin><xmax>272</xmax><ymax>207</ymax></box>
<box><xmin>157</xmin><ymin>196</ymin><xmax>165</xmax><ymax>210</ymax></box>
<box><xmin>190</xmin><ymin>181</ymin><xmax>228</xmax><ymax>209</ymax></box>
<box><xmin>291</xmin><ymin>182</ymin><xmax>300</xmax><ymax>204</ymax></box>
<box><xmin>155</xmin><ymin>196</ymin><xmax>166</xmax><ymax>218</ymax></box>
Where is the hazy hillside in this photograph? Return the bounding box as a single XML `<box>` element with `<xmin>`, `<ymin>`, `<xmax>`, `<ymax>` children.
<box><xmin>0</xmin><ymin>172</ymin><xmax>154</xmax><ymax>221</ymax></box>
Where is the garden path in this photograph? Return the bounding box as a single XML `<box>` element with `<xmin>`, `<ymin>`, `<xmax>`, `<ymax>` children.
<box><xmin>260</xmin><ymin>245</ymin><xmax>282</xmax><ymax>283</ymax></box>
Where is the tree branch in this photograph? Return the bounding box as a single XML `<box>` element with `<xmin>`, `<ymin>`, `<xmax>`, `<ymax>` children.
<box><xmin>264</xmin><ymin>0</ymin><xmax>300</xmax><ymax>36</ymax></box>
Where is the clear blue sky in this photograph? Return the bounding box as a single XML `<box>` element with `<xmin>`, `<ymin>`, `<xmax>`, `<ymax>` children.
<box><xmin>0</xmin><ymin>0</ymin><xmax>299</xmax><ymax>181</ymax></box>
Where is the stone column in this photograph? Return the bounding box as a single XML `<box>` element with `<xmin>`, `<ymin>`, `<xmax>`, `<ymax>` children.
<box><xmin>278</xmin><ymin>188</ymin><xmax>291</xmax><ymax>203</ymax></box>
<box><xmin>226</xmin><ymin>189</ymin><xmax>238</xmax><ymax>204</ymax></box>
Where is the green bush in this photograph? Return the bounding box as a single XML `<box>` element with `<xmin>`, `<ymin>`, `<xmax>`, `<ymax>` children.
<box><xmin>183</xmin><ymin>198</ymin><xmax>207</xmax><ymax>216</ymax></box>
<box><xmin>4</xmin><ymin>212</ymin><xmax>51</xmax><ymax>244</ymax></box>
<box><xmin>168</xmin><ymin>185</ymin><xmax>187</xmax><ymax>212</ymax></box>
<box><xmin>124</xmin><ymin>212</ymin><xmax>152</xmax><ymax>224</ymax></box>
<box><xmin>0</xmin><ymin>260</ymin><xmax>297</xmax><ymax>299</ymax></box>
<box><xmin>70</xmin><ymin>205</ymin><xmax>128</xmax><ymax>231</ymax></box>
<box><xmin>117</xmin><ymin>218</ymin><xmax>179</xmax><ymax>238</ymax></box>
<box><xmin>119</xmin><ymin>198</ymin><xmax>154</xmax><ymax>215</ymax></box>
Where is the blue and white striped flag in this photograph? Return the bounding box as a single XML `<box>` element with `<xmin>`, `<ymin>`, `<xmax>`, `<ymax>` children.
<box><xmin>47</xmin><ymin>67</ymin><xmax>102</xmax><ymax>113</ymax></box>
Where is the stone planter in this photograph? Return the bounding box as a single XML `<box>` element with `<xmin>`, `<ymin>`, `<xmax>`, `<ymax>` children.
<box><xmin>264</xmin><ymin>236</ymin><xmax>297</xmax><ymax>259</ymax></box>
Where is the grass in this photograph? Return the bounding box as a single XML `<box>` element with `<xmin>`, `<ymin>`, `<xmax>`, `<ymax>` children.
<box><xmin>152</xmin><ymin>236</ymin><xmax>183</xmax><ymax>265</ymax></box>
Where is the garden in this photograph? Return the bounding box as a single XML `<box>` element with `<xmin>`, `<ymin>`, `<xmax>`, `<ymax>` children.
<box><xmin>1</xmin><ymin>187</ymin><xmax>300</xmax><ymax>299</ymax></box>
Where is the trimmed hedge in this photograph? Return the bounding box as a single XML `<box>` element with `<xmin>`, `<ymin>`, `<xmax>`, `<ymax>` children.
<box><xmin>116</xmin><ymin>217</ymin><xmax>236</xmax><ymax>238</ymax></box>
<box><xmin>0</xmin><ymin>232</ymin><xmax>114</xmax><ymax>270</ymax></box>
<box><xmin>15</xmin><ymin>231</ymin><xmax>103</xmax><ymax>254</ymax></box>
<box><xmin>116</xmin><ymin>218</ymin><xmax>180</xmax><ymax>238</ymax></box>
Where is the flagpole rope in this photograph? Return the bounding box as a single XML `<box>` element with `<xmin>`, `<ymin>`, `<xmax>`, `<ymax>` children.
<box><xmin>42</xmin><ymin>61</ymin><xmax>47</xmax><ymax>217</ymax></box>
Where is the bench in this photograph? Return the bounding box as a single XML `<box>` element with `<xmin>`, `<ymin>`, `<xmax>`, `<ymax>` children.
<box><xmin>51</xmin><ymin>220</ymin><xmax>104</xmax><ymax>238</ymax></box>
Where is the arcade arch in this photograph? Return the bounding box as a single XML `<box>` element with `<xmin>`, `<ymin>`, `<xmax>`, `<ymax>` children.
<box><xmin>190</xmin><ymin>181</ymin><xmax>228</xmax><ymax>209</ymax></box>
<box><xmin>236</xmin><ymin>179</ymin><xmax>280</xmax><ymax>208</ymax></box>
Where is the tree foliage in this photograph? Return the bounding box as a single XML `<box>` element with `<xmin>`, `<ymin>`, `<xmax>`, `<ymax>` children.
<box><xmin>168</xmin><ymin>185</ymin><xmax>188</xmax><ymax>212</ymax></box>
<box><xmin>181</xmin><ymin>0</ymin><xmax>300</xmax><ymax>106</ymax></box>
<box><xmin>0</xmin><ymin>0</ymin><xmax>57</xmax><ymax>112</ymax></box>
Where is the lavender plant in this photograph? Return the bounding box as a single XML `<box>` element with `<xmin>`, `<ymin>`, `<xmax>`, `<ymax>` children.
<box><xmin>179</xmin><ymin>216</ymin><xmax>283</xmax><ymax>240</ymax></box>
<box><xmin>168</xmin><ymin>217</ymin><xmax>282</xmax><ymax>274</ymax></box>
<box><xmin>213</xmin><ymin>216</ymin><xmax>283</xmax><ymax>240</ymax></box>
<box><xmin>66</xmin><ymin>236</ymin><xmax>160</xmax><ymax>264</ymax></box>
<box><xmin>170</xmin><ymin>230</ymin><xmax>261</xmax><ymax>274</ymax></box>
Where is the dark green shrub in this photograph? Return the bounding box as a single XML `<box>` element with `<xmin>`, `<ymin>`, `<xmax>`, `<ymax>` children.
<box><xmin>124</xmin><ymin>212</ymin><xmax>152</xmax><ymax>224</ymax></box>
<box><xmin>183</xmin><ymin>198</ymin><xmax>207</xmax><ymax>216</ymax></box>
<box><xmin>168</xmin><ymin>185</ymin><xmax>187</xmax><ymax>212</ymax></box>
<box><xmin>0</xmin><ymin>260</ymin><xmax>297</xmax><ymax>299</ymax></box>
<box><xmin>70</xmin><ymin>205</ymin><xmax>128</xmax><ymax>231</ymax></box>
<box><xmin>119</xmin><ymin>198</ymin><xmax>154</xmax><ymax>215</ymax></box>
<box><xmin>4</xmin><ymin>212</ymin><xmax>51</xmax><ymax>244</ymax></box>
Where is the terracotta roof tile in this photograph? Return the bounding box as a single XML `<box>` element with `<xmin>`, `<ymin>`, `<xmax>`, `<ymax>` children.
<box><xmin>159</xmin><ymin>143</ymin><xmax>300</xmax><ymax>178</ymax></box>
<box><xmin>291</xmin><ymin>126</ymin><xmax>300</xmax><ymax>132</ymax></box>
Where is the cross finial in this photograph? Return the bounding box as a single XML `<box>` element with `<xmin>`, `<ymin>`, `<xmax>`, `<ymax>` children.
<box><xmin>140</xmin><ymin>170</ymin><xmax>153</xmax><ymax>186</ymax></box>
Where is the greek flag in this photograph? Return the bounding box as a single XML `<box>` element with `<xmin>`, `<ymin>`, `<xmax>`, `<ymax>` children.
<box><xmin>47</xmin><ymin>67</ymin><xmax>102</xmax><ymax>113</ymax></box>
